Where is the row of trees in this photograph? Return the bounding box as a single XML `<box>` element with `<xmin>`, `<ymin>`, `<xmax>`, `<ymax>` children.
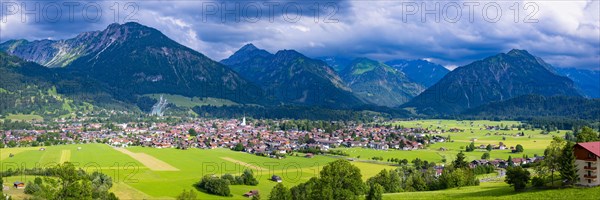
<box><xmin>505</xmin><ymin>135</ymin><xmax>583</xmax><ymax>191</ymax></box>
<box><xmin>14</xmin><ymin>163</ymin><xmax>118</xmax><ymax>200</ymax></box>
<box><xmin>194</xmin><ymin>169</ymin><xmax>259</xmax><ymax>197</ymax></box>
<box><xmin>268</xmin><ymin>159</ymin><xmax>365</xmax><ymax>200</ymax></box>
<box><xmin>267</xmin><ymin>152</ymin><xmax>480</xmax><ymax>200</ymax></box>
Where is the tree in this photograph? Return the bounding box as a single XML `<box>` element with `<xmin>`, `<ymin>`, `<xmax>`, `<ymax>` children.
<box><xmin>241</xmin><ymin>169</ymin><xmax>259</xmax><ymax>185</ymax></box>
<box><xmin>188</xmin><ymin>128</ymin><xmax>198</xmax><ymax>136</ymax></box>
<box><xmin>290</xmin><ymin>177</ymin><xmax>318</xmax><ymax>200</ymax></box>
<box><xmin>452</xmin><ymin>151</ymin><xmax>468</xmax><ymax>169</ymax></box>
<box><xmin>233</xmin><ymin>143</ymin><xmax>244</xmax><ymax>151</ymax></box>
<box><xmin>542</xmin><ymin>136</ymin><xmax>565</xmax><ymax>186</ymax></box>
<box><xmin>559</xmin><ymin>141</ymin><xmax>578</xmax><ymax>186</ymax></box>
<box><xmin>366</xmin><ymin>183</ymin><xmax>383</xmax><ymax>200</ymax></box>
<box><xmin>269</xmin><ymin>183</ymin><xmax>291</xmax><ymax>200</ymax></box>
<box><xmin>576</xmin><ymin>126</ymin><xmax>599</xmax><ymax>143</ymax></box>
<box><xmin>481</xmin><ymin>152</ymin><xmax>490</xmax><ymax>160</ymax></box>
<box><xmin>366</xmin><ymin>169</ymin><xmax>401</xmax><ymax>193</ymax></box>
<box><xmin>221</xmin><ymin>174</ymin><xmax>236</xmax><ymax>184</ymax></box>
<box><xmin>486</xmin><ymin>144</ymin><xmax>493</xmax><ymax>151</ymax></box>
<box><xmin>55</xmin><ymin>162</ymin><xmax>93</xmax><ymax>200</ymax></box>
<box><xmin>177</xmin><ymin>189</ymin><xmax>198</xmax><ymax>200</ymax></box>
<box><xmin>196</xmin><ymin>175</ymin><xmax>231</xmax><ymax>197</ymax></box>
<box><xmin>508</xmin><ymin>156</ymin><xmax>514</xmax><ymax>167</ymax></box>
<box><xmin>24</xmin><ymin>181</ymin><xmax>42</xmax><ymax>195</ymax></box>
<box><xmin>313</xmin><ymin>159</ymin><xmax>365</xmax><ymax>200</ymax></box>
<box><xmin>505</xmin><ymin>166</ymin><xmax>530</xmax><ymax>191</ymax></box>
<box><xmin>466</xmin><ymin>142</ymin><xmax>476</xmax><ymax>152</ymax></box>
<box><xmin>515</xmin><ymin>144</ymin><xmax>524</xmax><ymax>153</ymax></box>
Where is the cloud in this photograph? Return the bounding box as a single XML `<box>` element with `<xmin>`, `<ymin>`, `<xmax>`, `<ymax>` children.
<box><xmin>0</xmin><ymin>0</ymin><xmax>598</xmax><ymax>70</ymax></box>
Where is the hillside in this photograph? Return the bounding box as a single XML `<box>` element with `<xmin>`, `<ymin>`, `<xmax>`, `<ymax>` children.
<box><xmin>404</xmin><ymin>49</ymin><xmax>582</xmax><ymax>115</ymax></box>
<box><xmin>462</xmin><ymin>94</ymin><xmax>600</xmax><ymax>120</ymax></box>
<box><xmin>340</xmin><ymin>58</ymin><xmax>424</xmax><ymax>107</ymax></box>
<box><xmin>0</xmin><ymin>52</ymin><xmax>96</xmax><ymax>118</ymax></box>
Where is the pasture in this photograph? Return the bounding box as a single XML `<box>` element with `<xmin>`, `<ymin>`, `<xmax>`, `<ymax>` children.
<box><xmin>335</xmin><ymin>120</ymin><xmax>562</xmax><ymax>163</ymax></box>
<box><xmin>382</xmin><ymin>181</ymin><xmax>600</xmax><ymax>200</ymax></box>
<box><xmin>2</xmin><ymin>114</ymin><xmax>43</xmax><ymax>122</ymax></box>
<box><xmin>1</xmin><ymin>143</ymin><xmax>396</xmax><ymax>199</ymax></box>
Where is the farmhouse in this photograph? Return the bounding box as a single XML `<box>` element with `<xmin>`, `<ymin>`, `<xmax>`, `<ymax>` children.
<box><xmin>243</xmin><ymin>190</ymin><xmax>259</xmax><ymax>197</ymax></box>
<box><xmin>13</xmin><ymin>181</ymin><xmax>25</xmax><ymax>189</ymax></box>
<box><xmin>574</xmin><ymin>142</ymin><xmax>600</xmax><ymax>186</ymax></box>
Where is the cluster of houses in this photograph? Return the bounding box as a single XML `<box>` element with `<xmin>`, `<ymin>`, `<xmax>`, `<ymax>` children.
<box><xmin>469</xmin><ymin>156</ymin><xmax>542</xmax><ymax>169</ymax></box>
<box><xmin>1</xmin><ymin>118</ymin><xmax>454</xmax><ymax>157</ymax></box>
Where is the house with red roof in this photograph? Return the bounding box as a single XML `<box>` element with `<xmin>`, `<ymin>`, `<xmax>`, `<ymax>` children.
<box><xmin>574</xmin><ymin>141</ymin><xmax>600</xmax><ymax>186</ymax></box>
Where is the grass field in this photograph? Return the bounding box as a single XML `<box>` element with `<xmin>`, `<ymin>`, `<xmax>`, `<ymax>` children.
<box><xmin>1</xmin><ymin>143</ymin><xmax>396</xmax><ymax>199</ymax></box>
<box><xmin>335</xmin><ymin>120</ymin><xmax>562</xmax><ymax>164</ymax></box>
<box><xmin>3</xmin><ymin>114</ymin><xmax>43</xmax><ymax>122</ymax></box>
<box><xmin>382</xmin><ymin>181</ymin><xmax>600</xmax><ymax>199</ymax></box>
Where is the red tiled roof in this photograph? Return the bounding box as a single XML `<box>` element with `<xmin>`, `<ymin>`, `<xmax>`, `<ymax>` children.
<box><xmin>576</xmin><ymin>141</ymin><xmax>600</xmax><ymax>157</ymax></box>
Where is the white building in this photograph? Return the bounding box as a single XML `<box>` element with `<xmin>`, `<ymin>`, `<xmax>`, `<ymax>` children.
<box><xmin>574</xmin><ymin>142</ymin><xmax>600</xmax><ymax>186</ymax></box>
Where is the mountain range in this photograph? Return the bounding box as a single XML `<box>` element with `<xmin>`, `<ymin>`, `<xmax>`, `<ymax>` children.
<box><xmin>555</xmin><ymin>68</ymin><xmax>600</xmax><ymax>98</ymax></box>
<box><xmin>385</xmin><ymin>59</ymin><xmax>449</xmax><ymax>88</ymax></box>
<box><xmin>340</xmin><ymin>58</ymin><xmax>424</xmax><ymax>107</ymax></box>
<box><xmin>221</xmin><ymin>44</ymin><xmax>363</xmax><ymax>108</ymax></box>
<box><xmin>1</xmin><ymin>22</ymin><xmax>263</xmax><ymax>104</ymax></box>
<box><xmin>0</xmin><ymin>22</ymin><xmax>596</xmax><ymax>120</ymax></box>
<box><xmin>403</xmin><ymin>49</ymin><xmax>582</xmax><ymax>115</ymax></box>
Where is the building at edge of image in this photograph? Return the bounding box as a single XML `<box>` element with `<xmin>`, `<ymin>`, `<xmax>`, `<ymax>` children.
<box><xmin>574</xmin><ymin>141</ymin><xmax>600</xmax><ymax>186</ymax></box>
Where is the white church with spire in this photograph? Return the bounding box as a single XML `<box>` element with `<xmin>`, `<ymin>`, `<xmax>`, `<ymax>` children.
<box><xmin>240</xmin><ymin>116</ymin><xmax>247</xmax><ymax>126</ymax></box>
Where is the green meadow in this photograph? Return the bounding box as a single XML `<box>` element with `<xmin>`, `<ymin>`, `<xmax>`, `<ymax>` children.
<box><xmin>1</xmin><ymin>143</ymin><xmax>395</xmax><ymax>199</ymax></box>
<box><xmin>382</xmin><ymin>181</ymin><xmax>600</xmax><ymax>200</ymax></box>
<box><xmin>333</xmin><ymin>120</ymin><xmax>560</xmax><ymax>164</ymax></box>
<box><xmin>2</xmin><ymin>114</ymin><xmax>43</xmax><ymax>122</ymax></box>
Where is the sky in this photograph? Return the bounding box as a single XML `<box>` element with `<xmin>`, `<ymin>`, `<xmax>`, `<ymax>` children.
<box><xmin>1</xmin><ymin>0</ymin><xmax>599</xmax><ymax>70</ymax></box>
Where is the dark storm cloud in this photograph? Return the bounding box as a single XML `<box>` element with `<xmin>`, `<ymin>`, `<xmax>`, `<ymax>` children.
<box><xmin>1</xmin><ymin>0</ymin><xmax>598</xmax><ymax>70</ymax></box>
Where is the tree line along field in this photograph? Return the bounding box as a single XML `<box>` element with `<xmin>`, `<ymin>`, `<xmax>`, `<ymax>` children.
<box><xmin>0</xmin><ymin>143</ymin><xmax>396</xmax><ymax>199</ymax></box>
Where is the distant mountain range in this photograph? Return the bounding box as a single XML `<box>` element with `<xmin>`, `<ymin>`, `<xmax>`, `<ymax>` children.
<box><xmin>340</xmin><ymin>58</ymin><xmax>424</xmax><ymax>107</ymax></box>
<box><xmin>385</xmin><ymin>59</ymin><xmax>449</xmax><ymax>88</ymax></box>
<box><xmin>317</xmin><ymin>56</ymin><xmax>353</xmax><ymax>72</ymax></box>
<box><xmin>1</xmin><ymin>22</ymin><xmax>596</xmax><ymax>120</ymax></box>
<box><xmin>221</xmin><ymin>44</ymin><xmax>363</xmax><ymax>108</ymax></box>
<box><xmin>404</xmin><ymin>49</ymin><xmax>582</xmax><ymax>115</ymax></box>
<box><xmin>555</xmin><ymin>68</ymin><xmax>600</xmax><ymax>98</ymax></box>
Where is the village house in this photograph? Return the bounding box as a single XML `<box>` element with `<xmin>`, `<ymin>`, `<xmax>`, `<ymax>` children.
<box><xmin>574</xmin><ymin>142</ymin><xmax>600</xmax><ymax>186</ymax></box>
<box><xmin>13</xmin><ymin>181</ymin><xmax>25</xmax><ymax>189</ymax></box>
<box><xmin>243</xmin><ymin>190</ymin><xmax>259</xmax><ymax>197</ymax></box>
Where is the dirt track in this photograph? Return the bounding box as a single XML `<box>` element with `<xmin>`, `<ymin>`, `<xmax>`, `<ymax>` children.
<box><xmin>220</xmin><ymin>157</ymin><xmax>267</xmax><ymax>171</ymax></box>
<box><xmin>113</xmin><ymin>148</ymin><xmax>179</xmax><ymax>171</ymax></box>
